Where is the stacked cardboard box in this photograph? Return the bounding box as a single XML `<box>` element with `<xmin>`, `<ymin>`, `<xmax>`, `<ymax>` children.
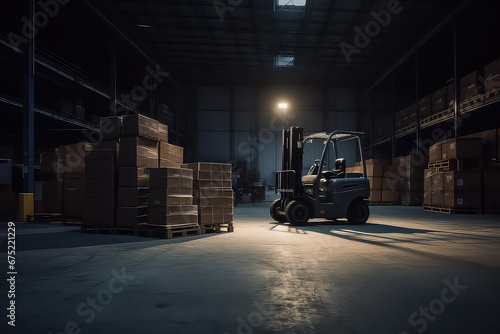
<box><xmin>443</xmin><ymin>172</ymin><xmax>482</xmax><ymax>209</ymax></box>
<box><xmin>84</xmin><ymin>141</ymin><xmax>119</xmax><ymax>227</ymax></box>
<box><xmin>159</xmin><ymin>142</ymin><xmax>183</xmax><ymax>168</ymax></box>
<box><xmin>148</xmin><ymin>168</ymin><xmax>197</xmax><ymax>225</ymax></box>
<box><xmin>394</xmin><ymin>155</ymin><xmax>426</xmax><ymax>205</ymax></box>
<box><xmin>184</xmin><ymin>163</ymin><xmax>234</xmax><ymax>228</ymax></box>
<box><xmin>425</xmin><ymin>137</ymin><xmax>484</xmax><ymax>210</ymax></box>
<box><xmin>40</xmin><ymin>148</ymin><xmax>63</xmax><ymax>213</ymax></box>
<box><xmin>364</xmin><ymin>159</ymin><xmax>398</xmax><ymax>203</ymax></box>
<box><xmin>460</xmin><ymin>72</ymin><xmax>477</xmax><ymax>101</ymax></box>
<box><xmin>431</xmin><ymin>87</ymin><xmax>448</xmax><ymax>115</ymax></box>
<box><xmin>484</xmin><ymin>171</ymin><xmax>500</xmax><ymax>210</ymax></box>
<box><xmin>484</xmin><ymin>58</ymin><xmax>500</xmax><ymax>93</ymax></box>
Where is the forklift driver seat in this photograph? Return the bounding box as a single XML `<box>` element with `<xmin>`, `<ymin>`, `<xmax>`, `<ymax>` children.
<box><xmin>322</xmin><ymin>158</ymin><xmax>346</xmax><ymax>179</ymax></box>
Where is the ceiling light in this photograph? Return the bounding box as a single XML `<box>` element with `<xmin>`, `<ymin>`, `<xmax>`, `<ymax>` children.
<box><xmin>136</xmin><ymin>24</ymin><xmax>152</xmax><ymax>28</ymax></box>
<box><xmin>278</xmin><ymin>103</ymin><xmax>288</xmax><ymax>109</ymax></box>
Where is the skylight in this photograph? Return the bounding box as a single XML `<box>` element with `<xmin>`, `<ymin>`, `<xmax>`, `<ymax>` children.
<box><xmin>274</xmin><ymin>54</ymin><xmax>295</xmax><ymax>67</ymax></box>
<box><xmin>277</xmin><ymin>0</ymin><xmax>307</xmax><ymax>7</ymax></box>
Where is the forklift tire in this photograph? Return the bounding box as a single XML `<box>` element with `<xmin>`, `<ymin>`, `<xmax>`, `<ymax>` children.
<box><xmin>270</xmin><ymin>199</ymin><xmax>287</xmax><ymax>222</ymax></box>
<box><xmin>285</xmin><ymin>200</ymin><xmax>310</xmax><ymax>225</ymax></box>
<box><xmin>347</xmin><ymin>199</ymin><xmax>370</xmax><ymax>225</ymax></box>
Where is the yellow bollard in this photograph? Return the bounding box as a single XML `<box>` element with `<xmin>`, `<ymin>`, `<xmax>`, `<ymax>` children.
<box><xmin>19</xmin><ymin>193</ymin><xmax>34</xmax><ymax>221</ymax></box>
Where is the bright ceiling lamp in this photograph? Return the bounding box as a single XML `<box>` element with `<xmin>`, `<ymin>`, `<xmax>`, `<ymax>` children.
<box><xmin>278</xmin><ymin>103</ymin><xmax>288</xmax><ymax>109</ymax></box>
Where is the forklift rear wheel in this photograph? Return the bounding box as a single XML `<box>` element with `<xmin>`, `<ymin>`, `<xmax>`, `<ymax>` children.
<box><xmin>285</xmin><ymin>200</ymin><xmax>310</xmax><ymax>225</ymax></box>
<box><xmin>270</xmin><ymin>199</ymin><xmax>287</xmax><ymax>222</ymax></box>
<box><xmin>347</xmin><ymin>199</ymin><xmax>369</xmax><ymax>225</ymax></box>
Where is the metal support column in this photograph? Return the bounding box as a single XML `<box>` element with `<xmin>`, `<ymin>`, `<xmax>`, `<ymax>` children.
<box><xmin>453</xmin><ymin>18</ymin><xmax>460</xmax><ymax>139</ymax></box>
<box><xmin>110</xmin><ymin>39</ymin><xmax>117</xmax><ymax>115</ymax></box>
<box><xmin>415</xmin><ymin>51</ymin><xmax>421</xmax><ymax>155</ymax></box>
<box><xmin>391</xmin><ymin>75</ymin><xmax>396</xmax><ymax>163</ymax></box>
<box><xmin>230</xmin><ymin>86</ymin><xmax>235</xmax><ymax>161</ymax></box>
<box><xmin>22</xmin><ymin>0</ymin><xmax>35</xmax><ymax>193</ymax></box>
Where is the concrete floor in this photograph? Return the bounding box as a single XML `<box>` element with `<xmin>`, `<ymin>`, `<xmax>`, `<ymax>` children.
<box><xmin>1</xmin><ymin>204</ymin><xmax>500</xmax><ymax>334</ymax></box>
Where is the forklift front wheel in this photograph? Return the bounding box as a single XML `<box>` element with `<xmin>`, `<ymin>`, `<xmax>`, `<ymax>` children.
<box><xmin>285</xmin><ymin>200</ymin><xmax>310</xmax><ymax>225</ymax></box>
<box><xmin>270</xmin><ymin>199</ymin><xmax>287</xmax><ymax>222</ymax></box>
<box><xmin>347</xmin><ymin>199</ymin><xmax>370</xmax><ymax>225</ymax></box>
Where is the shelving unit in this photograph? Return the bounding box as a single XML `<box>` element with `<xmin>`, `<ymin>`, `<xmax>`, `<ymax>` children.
<box><xmin>361</xmin><ymin>2</ymin><xmax>500</xmax><ymax>162</ymax></box>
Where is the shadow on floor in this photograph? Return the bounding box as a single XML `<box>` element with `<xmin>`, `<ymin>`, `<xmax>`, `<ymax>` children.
<box><xmin>0</xmin><ymin>223</ymin><xmax>227</xmax><ymax>252</ymax></box>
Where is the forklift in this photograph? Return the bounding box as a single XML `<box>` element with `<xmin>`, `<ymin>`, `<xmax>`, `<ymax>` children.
<box><xmin>270</xmin><ymin>126</ymin><xmax>370</xmax><ymax>225</ymax></box>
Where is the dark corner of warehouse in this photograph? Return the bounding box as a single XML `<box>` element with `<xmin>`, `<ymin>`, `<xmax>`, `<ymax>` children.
<box><xmin>1</xmin><ymin>0</ymin><xmax>500</xmax><ymax>333</ymax></box>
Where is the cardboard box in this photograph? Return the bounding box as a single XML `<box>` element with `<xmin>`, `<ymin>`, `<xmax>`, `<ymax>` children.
<box><xmin>429</xmin><ymin>142</ymin><xmax>442</xmax><ymax>162</ymax></box>
<box><xmin>431</xmin><ymin>190</ymin><xmax>444</xmax><ymax>206</ymax></box>
<box><xmin>63</xmin><ymin>173</ymin><xmax>85</xmax><ymax>189</ymax></box>
<box><xmin>368</xmin><ymin>177</ymin><xmax>382</xmax><ymax>190</ymax></box>
<box><xmin>485</xmin><ymin>190</ymin><xmax>500</xmax><ymax>209</ymax></box>
<box><xmin>158</xmin><ymin>123</ymin><xmax>168</xmax><ymax>142</ymax></box>
<box><xmin>149</xmin><ymin>188</ymin><xmax>193</xmax><ymax>206</ymax></box>
<box><xmin>84</xmin><ymin>159</ymin><xmax>116</xmax><ymax>179</ymax></box>
<box><xmin>118</xmin><ymin>187</ymin><xmax>149</xmax><ymax>207</ymax></box>
<box><xmin>484</xmin><ymin>171</ymin><xmax>500</xmax><ymax>191</ymax></box>
<box><xmin>84</xmin><ymin>197</ymin><xmax>114</xmax><ymax>227</ymax></box>
<box><xmin>42</xmin><ymin>179</ymin><xmax>63</xmax><ymax>213</ymax></box>
<box><xmin>447</xmin><ymin>83</ymin><xmax>455</xmax><ymax>108</ymax></box>
<box><xmin>423</xmin><ymin>191</ymin><xmax>432</xmax><ymax>206</ymax></box>
<box><xmin>399</xmin><ymin>191</ymin><xmax>423</xmax><ymax>205</ymax></box>
<box><xmin>118</xmin><ymin>167</ymin><xmax>150</xmax><ymax>187</ymax></box>
<box><xmin>150</xmin><ymin>168</ymin><xmax>193</xmax><ymax>187</ymax></box>
<box><xmin>194</xmin><ymin>179</ymin><xmax>232</xmax><ymax>189</ymax></box>
<box><xmin>382</xmin><ymin>176</ymin><xmax>399</xmax><ymax>191</ymax></box>
<box><xmin>116</xmin><ymin>206</ymin><xmax>148</xmax><ymax>228</ymax></box>
<box><xmin>199</xmin><ymin>213</ymin><xmax>233</xmax><ymax>224</ymax></box>
<box><xmin>443</xmin><ymin>138</ymin><xmax>482</xmax><ymax>160</ymax></box>
<box><xmin>159</xmin><ymin>142</ymin><xmax>183</xmax><ymax>164</ymax></box>
<box><xmin>431</xmin><ymin>87</ymin><xmax>448</xmax><ymax>115</ymax></box>
<box><xmin>196</xmin><ymin>197</ymin><xmax>233</xmax><ymax>208</ymax></box>
<box><xmin>424</xmin><ymin>175</ymin><xmax>433</xmax><ymax>192</ymax></box>
<box><xmin>90</xmin><ymin>140</ymin><xmax>119</xmax><ymax>155</ymax></box>
<box><xmin>122</xmin><ymin>114</ymin><xmax>160</xmax><ymax>141</ymax></box>
<box><xmin>443</xmin><ymin>191</ymin><xmax>481</xmax><ymax>209</ymax></box>
<box><xmin>365</xmin><ymin>163</ymin><xmax>383</xmax><ymax>177</ymax></box>
<box><xmin>432</xmin><ymin>173</ymin><xmax>444</xmax><ymax>191</ymax></box>
<box><xmin>149</xmin><ymin>206</ymin><xmax>198</xmax><ymax>225</ymax></box>
<box><xmin>159</xmin><ymin>159</ymin><xmax>182</xmax><ymax>168</ymax></box>
<box><xmin>381</xmin><ymin>189</ymin><xmax>398</xmax><ymax>202</ymax></box>
<box><xmin>85</xmin><ymin>178</ymin><xmax>115</xmax><ymax>198</ymax></box>
<box><xmin>118</xmin><ymin>136</ymin><xmax>159</xmax><ymax>168</ymax></box>
<box><xmin>484</xmin><ymin>58</ymin><xmax>500</xmax><ymax>92</ymax></box>
<box><xmin>61</xmin><ymin>142</ymin><xmax>92</xmax><ymax>174</ymax></box>
<box><xmin>62</xmin><ymin>187</ymin><xmax>84</xmax><ymax>218</ymax></box>
<box><xmin>369</xmin><ymin>190</ymin><xmax>381</xmax><ymax>203</ymax></box>
<box><xmin>418</xmin><ymin>96</ymin><xmax>432</xmax><ymax>119</ymax></box>
<box><xmin>444</xmin><ymin>172</ymin><xmax>481</xmax><ymax>191</ymax></box>
<box><xmin>460</xmin><ymin>71</ymin><xmax>477</xmax><ymax>101</ymax></box>
<box><xmin>183</xmin><ymin>162</ymin><xmax>232</xmax><ymax>173</ymax></box>
<box><xmin>100</xmin><ymin>116</ymin><xmax>122</xmax><ymax>140</ymax></box>
<box><xmin>194</xmin><ymin>189</ymin><xmax>233</xmax><ymax>199</ymax></box>
<box><xmin>399</xmin><ymin>179</ymin><xmax>423</xmax><ymax>192</ymax></box>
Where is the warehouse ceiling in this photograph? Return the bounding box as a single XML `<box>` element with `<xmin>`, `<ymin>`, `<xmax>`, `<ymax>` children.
<box><xmin>93</xmin><ymin>0</ymin><xmax>460</xmax><ymax>87</ymax></box>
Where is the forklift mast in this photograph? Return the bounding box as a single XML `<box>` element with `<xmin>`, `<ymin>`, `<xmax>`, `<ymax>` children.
<box><xmin>280</xmin><ymin>126</ymin><xmax>304</xmax><ymax>194</ymax></box>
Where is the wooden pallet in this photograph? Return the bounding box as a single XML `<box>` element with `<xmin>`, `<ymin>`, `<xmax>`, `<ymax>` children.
<box><xmin>395</xmin><ymin>123</ymin><xmax>417</xmax><ymax>138</ymax></box>
<box><xmin>27</xmin><ymin>213</ymin><xmax>83</xmax><ymax>225</ymax></box>
<box><xmin>200</xmin><ymin>222</ymin><xmax>234</xmax><ymax>234</ymax></box>
<box><xmin>460</xmin><ymin>94</ymin><xmax>484</xmax><ymax>113</ymax></box>
<box><xmin>427</xmin><ymin>159</ymin><xmax>483</xmax><ymax>172</ymax></box>
<box><xmin>137</xmin><ymin>223</ymin><xmax>201</xmax><ymax>239</ymax></box>
<box><xmin>424</xmin><ymin>206</ymin><xmax>481</xmax><ymax>214</ymax></box>
<box><xmin>483</xmin><ymin>87</ymin><xmax>500</xmax><ymax>103</ymax></box>
<box><xmin>420</xmin><ymin>108</ymin><xmax>454</xmax><ymax>128</ymax></box>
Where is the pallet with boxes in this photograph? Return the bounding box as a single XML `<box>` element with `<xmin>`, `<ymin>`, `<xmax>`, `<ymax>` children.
<box><xmin>183</xmin><ymin>162</ymin><xmax>234</xmax><ymax>233</ymax></box>
<box><xmin>424</xmin><ymin>132</ymin><xmax>500</xmax><ymax>214</ymax></box>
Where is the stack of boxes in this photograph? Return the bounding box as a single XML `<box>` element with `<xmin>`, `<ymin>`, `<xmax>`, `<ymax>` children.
<box><xmin>117</xmin><ymin>114</ymin><xmax>160</xmax><ymax>228</ymax></box>
<box><xmin>84</xmin><ymin>140</ymin><xmax>119</xmax><ymax>227</ymax></box>
<box><xmin>424</xmin><ymin>137</ymin><xmax>483</xmax><ymax>211</ymax></box>
<box><xmin>364</xmin><ymin>159</ymin><xmax>399</xmax><ymax>203</ymax></box>
<box><xmin>184</xmin><ymin>163</ymin><xmax>234</xmax><ymax>231</ymax></box>
<box><xmin>61</xmin><ymin>143</ymin><xmax>91</xmax><ymax>218</ymax></box>
<box><xmin>148</xmin><ymin>168</ymin><xmax>197</xmax><ymax>226</ymax></box>
<box><xmin>394</xmin><ymin>155</ymin><xmax>426</xmax><ymax>205</ymax></box>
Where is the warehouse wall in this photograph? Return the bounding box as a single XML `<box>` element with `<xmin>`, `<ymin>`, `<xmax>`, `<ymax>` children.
<box><xmin>195</xmin><ymin>85</ymin><xmax>358</xmax><ymax>186</ymax></box>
